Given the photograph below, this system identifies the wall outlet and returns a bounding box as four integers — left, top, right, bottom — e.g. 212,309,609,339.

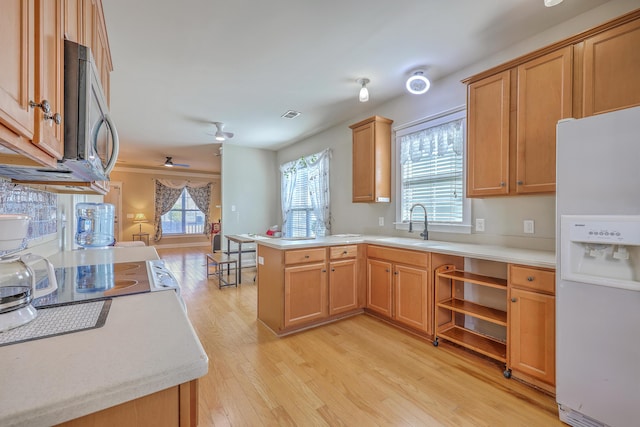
524,219,535,234
378,217,384,226
475,218,485,232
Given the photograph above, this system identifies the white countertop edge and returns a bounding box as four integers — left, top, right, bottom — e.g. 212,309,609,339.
255,235,556,269
13,361,208,427
0,290,209,427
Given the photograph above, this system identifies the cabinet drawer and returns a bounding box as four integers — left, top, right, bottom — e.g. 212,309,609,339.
367,245,429,268
285,247,326,265
330,245,358,259
509,265,555,294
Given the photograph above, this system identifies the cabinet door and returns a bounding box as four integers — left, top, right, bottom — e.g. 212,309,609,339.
509,288,555,386
366,259,393,317
0,0,35,141
516,47,572,194
284,263,327,328
91,0,111,105
394,264,429,332
33,0,64,159
583,18,640,116
329,259,358,315
352,121,375,202
467,70,510,197
64,0,82,43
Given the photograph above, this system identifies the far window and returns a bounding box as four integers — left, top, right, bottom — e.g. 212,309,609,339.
396,108,470,232
280,149,331,238
161,189,205,235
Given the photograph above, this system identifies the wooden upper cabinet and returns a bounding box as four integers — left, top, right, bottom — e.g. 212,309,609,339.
582,18,640,116
466,71,510,197
33,0,64,159
63,0,82,43
0,0,36,142
350,116,393,203
516,47,572,194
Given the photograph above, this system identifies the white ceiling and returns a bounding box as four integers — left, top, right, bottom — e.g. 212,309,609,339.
102,0,610,174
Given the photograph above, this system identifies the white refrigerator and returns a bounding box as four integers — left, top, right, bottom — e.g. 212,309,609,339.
556,106,640,427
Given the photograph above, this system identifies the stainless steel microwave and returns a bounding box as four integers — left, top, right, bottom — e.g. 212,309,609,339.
63,39,119,181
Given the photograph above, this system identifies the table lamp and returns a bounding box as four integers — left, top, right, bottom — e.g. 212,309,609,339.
133,213,148,233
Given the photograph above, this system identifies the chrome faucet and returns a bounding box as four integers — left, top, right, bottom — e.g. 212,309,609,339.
408,203,429,240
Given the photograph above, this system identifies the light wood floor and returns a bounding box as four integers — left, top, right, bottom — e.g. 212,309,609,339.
158,247,563,427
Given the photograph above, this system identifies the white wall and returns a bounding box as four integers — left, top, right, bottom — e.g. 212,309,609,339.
221,144,279,247
276,0,639,251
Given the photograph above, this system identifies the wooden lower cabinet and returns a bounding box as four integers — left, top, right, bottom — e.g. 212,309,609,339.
56,380,198,427
284,262,328,328
508,288,555,388
366,245,431,334
394,264,430,331
329,258,358,315
508,264,556,393
257,244,363,334
366,258,393,317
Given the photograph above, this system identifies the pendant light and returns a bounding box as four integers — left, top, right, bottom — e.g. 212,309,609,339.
357,78,370,102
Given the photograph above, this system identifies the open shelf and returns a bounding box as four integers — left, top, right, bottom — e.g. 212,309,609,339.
437,298,507,326
434,265,508,368
437,270,507,290
437,325,507,362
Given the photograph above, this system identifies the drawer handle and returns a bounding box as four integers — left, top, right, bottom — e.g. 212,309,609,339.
342,250,348,255
304,255,310,258
527,276,534,282
511,297,517,302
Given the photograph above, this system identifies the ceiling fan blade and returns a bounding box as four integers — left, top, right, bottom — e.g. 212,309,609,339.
223,131,234,139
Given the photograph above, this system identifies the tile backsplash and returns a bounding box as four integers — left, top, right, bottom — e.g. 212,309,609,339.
0,180,57,241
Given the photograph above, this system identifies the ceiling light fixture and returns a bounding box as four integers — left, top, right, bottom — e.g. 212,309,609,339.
357,78,370,102
544,0,563,6
406,70,430,95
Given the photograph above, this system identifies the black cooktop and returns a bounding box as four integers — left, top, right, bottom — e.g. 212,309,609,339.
33,262,152,308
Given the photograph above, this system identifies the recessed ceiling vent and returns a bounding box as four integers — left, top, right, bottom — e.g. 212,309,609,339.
281,110,301,119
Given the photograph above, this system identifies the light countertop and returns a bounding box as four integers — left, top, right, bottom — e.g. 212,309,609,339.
254,234,556,269
0,247,208,427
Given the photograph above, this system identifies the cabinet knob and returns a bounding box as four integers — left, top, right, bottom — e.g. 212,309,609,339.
342,251,348,255
511,297,517,302
331,268,335,272
500,182,506,187
385,269,390,273
394,271,398,275
30,99,62,125
517,180,523,185
322,269,327,273
527,276,534,281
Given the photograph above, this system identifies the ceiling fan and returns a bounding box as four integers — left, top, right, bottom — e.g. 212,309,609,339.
164,156,190,168
212,122,234,141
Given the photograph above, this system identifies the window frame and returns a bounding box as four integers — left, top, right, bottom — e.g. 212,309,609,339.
160,188,206,236
394,106,471,234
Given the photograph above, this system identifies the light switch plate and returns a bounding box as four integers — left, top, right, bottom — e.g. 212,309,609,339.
378,217,384,226
475,218,485,232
